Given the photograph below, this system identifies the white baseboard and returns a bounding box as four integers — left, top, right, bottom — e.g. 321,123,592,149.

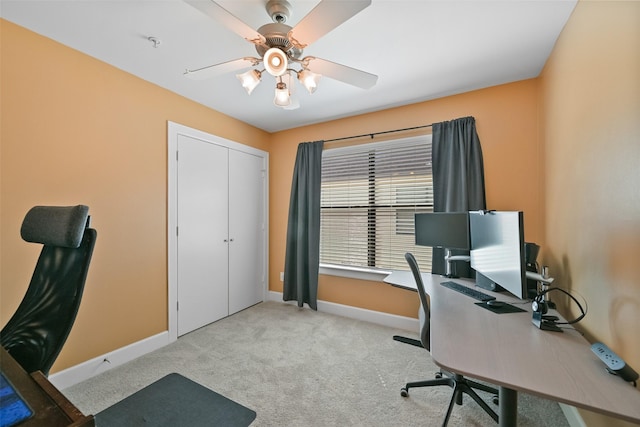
50,331,170,391
268,291,419,333
559,404,587,427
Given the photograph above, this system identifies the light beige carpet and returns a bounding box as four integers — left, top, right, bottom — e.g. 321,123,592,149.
64,301,569,426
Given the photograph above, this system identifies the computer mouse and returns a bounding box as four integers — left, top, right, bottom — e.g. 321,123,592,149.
486,300,505,308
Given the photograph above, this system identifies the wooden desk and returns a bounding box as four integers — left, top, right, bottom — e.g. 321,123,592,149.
384,272,640,426
0,347,94,427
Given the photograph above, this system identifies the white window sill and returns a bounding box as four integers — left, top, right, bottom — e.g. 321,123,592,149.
319,264,394,282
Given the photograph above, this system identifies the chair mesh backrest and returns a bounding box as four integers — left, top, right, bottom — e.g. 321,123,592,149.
405,252,431,351
1,206,96,376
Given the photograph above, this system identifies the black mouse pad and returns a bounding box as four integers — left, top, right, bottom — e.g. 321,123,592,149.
475,302,526,314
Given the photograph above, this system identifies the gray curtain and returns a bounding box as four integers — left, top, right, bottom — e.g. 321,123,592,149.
431,116,486,277
283,140,324,310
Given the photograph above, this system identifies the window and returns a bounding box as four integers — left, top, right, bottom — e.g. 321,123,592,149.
320,135,434,272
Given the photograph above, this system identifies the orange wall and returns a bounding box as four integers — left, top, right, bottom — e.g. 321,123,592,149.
0,19,269,372
539,1,639,425
269,80,542,318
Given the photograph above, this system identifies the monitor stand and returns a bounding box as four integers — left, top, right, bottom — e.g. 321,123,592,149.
444,249,470,278
475,272,504,292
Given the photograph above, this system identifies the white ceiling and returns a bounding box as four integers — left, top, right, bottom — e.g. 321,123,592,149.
1,0,577,133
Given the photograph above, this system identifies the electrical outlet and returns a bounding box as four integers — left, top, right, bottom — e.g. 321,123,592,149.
591,342,639,383
280,272,284,282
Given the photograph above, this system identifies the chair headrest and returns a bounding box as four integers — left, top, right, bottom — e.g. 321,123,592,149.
21,205,89,248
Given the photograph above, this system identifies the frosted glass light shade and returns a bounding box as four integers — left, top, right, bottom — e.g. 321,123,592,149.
274,82,290,107
236,69,261,95
298,69,321,94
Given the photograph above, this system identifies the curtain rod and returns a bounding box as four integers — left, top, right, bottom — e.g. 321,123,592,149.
321,123,433,144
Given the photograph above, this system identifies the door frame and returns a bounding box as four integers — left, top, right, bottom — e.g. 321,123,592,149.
167,121,269,342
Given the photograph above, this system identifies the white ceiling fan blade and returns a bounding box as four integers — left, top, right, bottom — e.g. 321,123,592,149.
184,58,258,80
306,57,377,90
184,0,266,46
288,0,371,48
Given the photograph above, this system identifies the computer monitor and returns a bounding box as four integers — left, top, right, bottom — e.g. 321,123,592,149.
414,212,469,250
415,212,470,277
469,211,527,299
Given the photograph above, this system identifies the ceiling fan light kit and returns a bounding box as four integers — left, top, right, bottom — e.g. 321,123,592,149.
274,80,291,107
184,0,377,109
297,69,321,94
263,47,288,76
236,69,262,95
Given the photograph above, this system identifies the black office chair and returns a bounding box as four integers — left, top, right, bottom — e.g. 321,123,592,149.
1,205,96,376
401,252,499,426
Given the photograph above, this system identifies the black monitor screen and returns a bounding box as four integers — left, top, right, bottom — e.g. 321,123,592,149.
414,212,470,250
469,211,527,299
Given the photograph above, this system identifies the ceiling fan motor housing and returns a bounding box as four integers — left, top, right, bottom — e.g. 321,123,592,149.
255,23,302,60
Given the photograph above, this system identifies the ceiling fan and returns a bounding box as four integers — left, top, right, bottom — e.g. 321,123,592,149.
183,0,378,109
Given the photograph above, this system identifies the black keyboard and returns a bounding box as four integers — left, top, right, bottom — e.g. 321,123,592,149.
440,281,496,302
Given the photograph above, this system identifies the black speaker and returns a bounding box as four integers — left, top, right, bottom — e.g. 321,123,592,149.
525,242,540,264
525,242,540,299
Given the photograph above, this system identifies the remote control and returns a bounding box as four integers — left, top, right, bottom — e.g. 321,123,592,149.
591,342,639,384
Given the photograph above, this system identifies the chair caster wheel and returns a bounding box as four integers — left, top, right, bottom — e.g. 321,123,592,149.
401,388,409,397
492,395,499,405
435,372,443,379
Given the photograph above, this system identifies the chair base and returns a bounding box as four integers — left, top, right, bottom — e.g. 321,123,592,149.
401,371,499,426
393,335,423,348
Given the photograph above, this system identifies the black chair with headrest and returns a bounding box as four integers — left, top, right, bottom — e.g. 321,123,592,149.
401,252,499,426
1,205,96,376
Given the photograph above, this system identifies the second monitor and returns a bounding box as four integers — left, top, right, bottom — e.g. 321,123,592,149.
414,212,470,277
414,212,470,249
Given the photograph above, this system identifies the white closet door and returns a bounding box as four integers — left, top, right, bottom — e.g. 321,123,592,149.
177,135,229,335
228,149,265,314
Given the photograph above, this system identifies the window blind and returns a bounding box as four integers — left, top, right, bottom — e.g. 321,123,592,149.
320,135,434,271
